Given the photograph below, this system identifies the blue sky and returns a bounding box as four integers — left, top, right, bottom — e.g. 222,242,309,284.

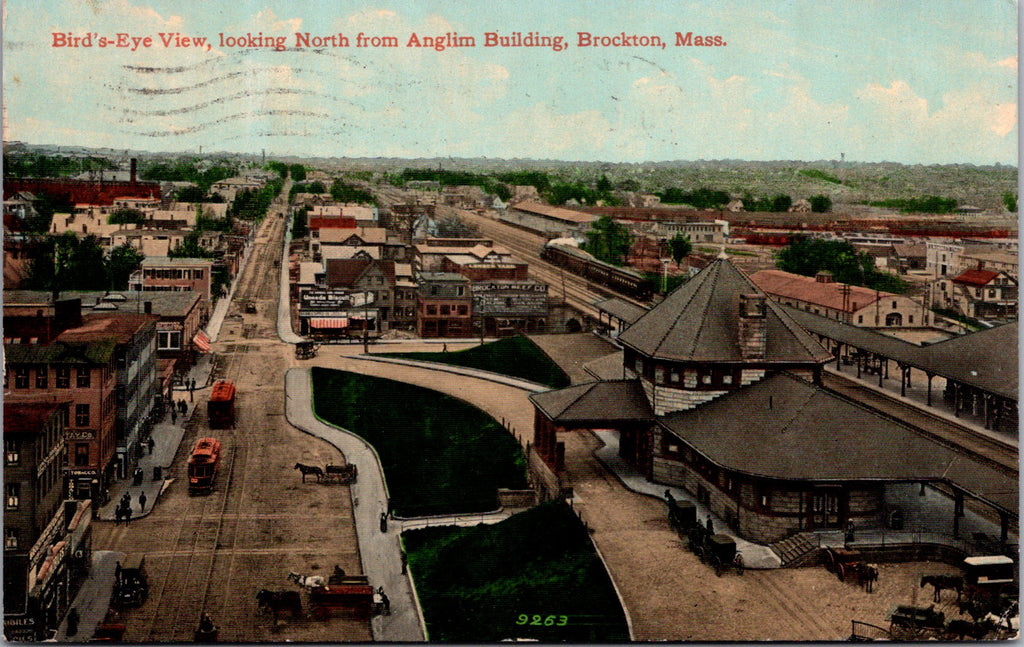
3,0,1018,164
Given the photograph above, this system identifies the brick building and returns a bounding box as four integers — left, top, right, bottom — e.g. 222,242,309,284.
416,272,473,338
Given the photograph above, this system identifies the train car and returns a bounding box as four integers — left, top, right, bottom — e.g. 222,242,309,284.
206,379,236,429
188,437,222,494
541,241,654,301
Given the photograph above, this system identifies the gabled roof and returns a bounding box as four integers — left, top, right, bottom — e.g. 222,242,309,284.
952,269,1001,286
618,258,831,364
749,269,895,312
530,380,653,424
325,258,395,288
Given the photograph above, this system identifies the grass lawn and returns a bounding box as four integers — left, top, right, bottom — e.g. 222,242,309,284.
312,367,527,517
377,335,571,389
403,500,630,642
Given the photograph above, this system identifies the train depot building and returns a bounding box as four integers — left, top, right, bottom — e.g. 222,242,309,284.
529,255,1017,554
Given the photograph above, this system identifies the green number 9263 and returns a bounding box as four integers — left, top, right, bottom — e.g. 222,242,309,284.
516,614,568,626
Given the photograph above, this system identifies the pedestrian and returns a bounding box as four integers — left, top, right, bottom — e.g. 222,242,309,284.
706,515,714,536
178,400,187,415
114,560,122,583
147,437,155,455
190,377,196,392
171,407,177,424
379,511,388,533
138,491,147,513
381,591,391,615
66,607,80,636
442,343,447,352
401,550,408,575
189,378,195,403
125,506,132,525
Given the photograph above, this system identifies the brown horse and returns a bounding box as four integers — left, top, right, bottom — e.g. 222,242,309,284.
921,574,964,602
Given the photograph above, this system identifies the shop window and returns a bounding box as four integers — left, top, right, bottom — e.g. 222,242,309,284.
74,443,90,467
35,367,48,389
14,368,29,389
76,367,91,388
5,483,19,510
4,528,17,550
5,440,20,465
75,404,90,427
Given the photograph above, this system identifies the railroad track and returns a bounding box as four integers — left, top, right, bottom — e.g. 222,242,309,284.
822,371,1017,475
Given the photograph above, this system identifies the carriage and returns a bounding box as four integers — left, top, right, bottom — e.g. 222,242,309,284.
962,555,1017,601
323,463,358,485
824,546,861,581
295,341,318,360
706,534,744,577
667,497,696,533
112,556,148,609
307,576,379,620
888,604,945,641
244,301,257,314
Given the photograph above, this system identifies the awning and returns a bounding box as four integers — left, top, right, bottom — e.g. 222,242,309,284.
310,317,350,329
192,329,211,353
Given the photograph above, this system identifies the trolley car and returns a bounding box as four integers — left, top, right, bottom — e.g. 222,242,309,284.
188,438,222,494
206,380,236,429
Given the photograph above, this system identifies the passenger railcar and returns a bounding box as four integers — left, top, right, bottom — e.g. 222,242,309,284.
206,379,236,429
541,242,654,301
188,437,222,494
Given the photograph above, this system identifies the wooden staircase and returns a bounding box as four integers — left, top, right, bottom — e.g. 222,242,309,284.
770,532,822,567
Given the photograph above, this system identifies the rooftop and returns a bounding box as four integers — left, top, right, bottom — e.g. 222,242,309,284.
750,269,896,312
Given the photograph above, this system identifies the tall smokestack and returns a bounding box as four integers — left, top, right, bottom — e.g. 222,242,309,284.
130,158,137,186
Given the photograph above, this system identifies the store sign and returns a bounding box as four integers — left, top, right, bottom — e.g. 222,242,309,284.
67,470,96,477
156,321,181,331
65,430,95,441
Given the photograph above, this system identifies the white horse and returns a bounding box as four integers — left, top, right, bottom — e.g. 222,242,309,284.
287,571,326,589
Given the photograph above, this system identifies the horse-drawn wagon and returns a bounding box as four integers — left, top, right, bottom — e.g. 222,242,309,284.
295,341,318,360
112,556,148,608
824,546,860,581
706,534,744,577
323,463,357,485
307,575,379,620
888,604,945,640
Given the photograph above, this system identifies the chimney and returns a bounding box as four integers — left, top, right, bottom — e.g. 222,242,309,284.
143,301,152,314
977,260,984,271
130,158,137,186
738,293,767,359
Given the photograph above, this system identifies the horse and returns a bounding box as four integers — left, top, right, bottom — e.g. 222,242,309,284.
293,462,324,483
854,563,879,593
921,574,964,602
946,618,994,640
256,589,302,619
287,571,326,589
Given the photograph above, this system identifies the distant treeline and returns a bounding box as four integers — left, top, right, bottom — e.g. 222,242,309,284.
4,154,118,178
140,159,238,193
869,196,958,214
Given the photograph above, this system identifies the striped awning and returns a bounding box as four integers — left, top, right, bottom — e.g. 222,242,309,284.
310,317,350,329
193,329,211,353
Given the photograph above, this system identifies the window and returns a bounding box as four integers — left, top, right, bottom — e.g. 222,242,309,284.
456,286,465,296
157,331,182,351
426,305,438,316
76,367,91,388
892,300,897,309
722,373,733,385
5,440,20,465
14,368,29,389
75,404,90,427
74,443,90,467
701,373,712,385
654,366,665,383
194,270,203,279
4,528,17,550
457,305,468,316
760,492,770,510
988,289,996,298
908,315,914,324
35,367,48,389
5,483,19,510
440,305,451,315
670,369,680,383
857,315,864,324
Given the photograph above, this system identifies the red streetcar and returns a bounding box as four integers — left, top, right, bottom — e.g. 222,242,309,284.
206,380,236,429
188,438,222,494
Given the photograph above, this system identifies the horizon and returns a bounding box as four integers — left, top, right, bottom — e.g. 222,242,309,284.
4,0,1018,166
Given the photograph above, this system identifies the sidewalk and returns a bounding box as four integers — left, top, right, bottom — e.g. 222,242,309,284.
284,368,426,642
51,550,124,642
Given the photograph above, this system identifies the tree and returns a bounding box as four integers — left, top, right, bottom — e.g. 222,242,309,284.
771,194,793,212
169,231,215,259
668,233,692,265
292,206,309,239
775,237,908,293
266,160,289,179
106,244,145,290
26,233,109,293
175,185,207,202
107,208,146,226
289,164,307,182
584,215,632,265
596,174,613,192
1003,192,1017,213
809,194,832,213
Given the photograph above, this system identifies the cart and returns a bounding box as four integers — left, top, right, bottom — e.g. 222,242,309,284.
824,546,861,582
308,577,378,620
889,604,945,640
323,463,357,485
295,341,318,359
707,534,744,577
